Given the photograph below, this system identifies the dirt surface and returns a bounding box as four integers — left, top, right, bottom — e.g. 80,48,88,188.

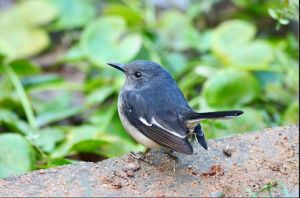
0,125,298,197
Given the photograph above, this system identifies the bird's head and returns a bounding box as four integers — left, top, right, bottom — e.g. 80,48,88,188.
107,60,171,90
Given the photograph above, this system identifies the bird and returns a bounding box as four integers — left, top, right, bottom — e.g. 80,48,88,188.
107,60,243,156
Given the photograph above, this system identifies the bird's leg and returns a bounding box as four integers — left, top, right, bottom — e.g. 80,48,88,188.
141,148,151,159
165,150,178,162
130,148,151,161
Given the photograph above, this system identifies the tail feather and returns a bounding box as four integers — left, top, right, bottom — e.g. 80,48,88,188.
194,124,207,150
186,110,243,128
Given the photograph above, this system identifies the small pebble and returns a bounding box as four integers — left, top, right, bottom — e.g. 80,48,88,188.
188,165,193,169
208,165,224,176
158,194,166,197
127,170,134,177
223,145,232,157
202,171,208,176
123,161,140,172
39,169,45,174
112,182,122,189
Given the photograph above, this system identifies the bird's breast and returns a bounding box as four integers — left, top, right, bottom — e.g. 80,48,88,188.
117,95,162,149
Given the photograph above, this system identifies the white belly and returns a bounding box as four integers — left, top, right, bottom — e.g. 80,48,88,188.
118,97,162,149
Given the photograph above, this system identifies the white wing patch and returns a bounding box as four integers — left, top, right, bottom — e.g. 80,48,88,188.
139,116,186,139
139,117,151,126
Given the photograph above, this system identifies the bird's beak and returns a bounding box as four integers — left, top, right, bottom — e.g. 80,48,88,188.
107,62,126,73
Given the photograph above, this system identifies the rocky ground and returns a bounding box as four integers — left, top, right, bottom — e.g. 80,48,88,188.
0,125,298,197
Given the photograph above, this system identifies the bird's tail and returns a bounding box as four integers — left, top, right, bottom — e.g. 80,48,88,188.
186,110,243,128
194,124,208,150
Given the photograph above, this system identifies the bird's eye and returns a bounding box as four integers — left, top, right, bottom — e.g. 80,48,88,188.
134,72,142,78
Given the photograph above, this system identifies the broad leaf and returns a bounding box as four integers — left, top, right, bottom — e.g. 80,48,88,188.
202,69,260,107
80,17,142,67
0,27,49,59
283,102,299,125
0,133,35,178
0,0,57,27
156,10,201,51
47,0,96,30
104,4,143,27
212,20,274,70
0,59,40,76
50,125,117,159
35,128,65,153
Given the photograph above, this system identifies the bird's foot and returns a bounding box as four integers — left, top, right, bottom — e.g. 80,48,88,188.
165,150,179,162
130,148,151,163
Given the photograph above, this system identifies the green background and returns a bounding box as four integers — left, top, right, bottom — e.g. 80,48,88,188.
0,0,298,178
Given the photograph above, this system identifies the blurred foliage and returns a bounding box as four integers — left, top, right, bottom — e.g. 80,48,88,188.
0,0,298,178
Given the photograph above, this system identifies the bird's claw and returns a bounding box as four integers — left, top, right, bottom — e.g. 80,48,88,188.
130,148,151,163
165,151,179,162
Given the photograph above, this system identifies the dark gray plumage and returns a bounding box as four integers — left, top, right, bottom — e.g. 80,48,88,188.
108,60,243,155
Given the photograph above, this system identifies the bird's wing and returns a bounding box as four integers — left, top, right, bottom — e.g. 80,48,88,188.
120,91,193,155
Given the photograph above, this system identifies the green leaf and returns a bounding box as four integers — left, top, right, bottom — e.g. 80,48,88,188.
36,106,84,127
0,0,57,27
228,40,273,70
224,108,267,133
80,16,142,67
0,59,40,76
21,74,63,88
202,108,267,139
0,108,18,123
212,20,274,70
0,27,50,59
163,52,187,76
104,4,143,27
35,92,85,127
35,128,65,153
283,102,299,125
156,10,201,51
279,18,290,25
60,44,86,63
274,180,290,197
86,86,115,106
99,139,145,158
268,8,279,19
264,84,294,105
50,158,73,166
194,65,219,79
0,0,55,59
47,0,96,30
0,133,35,178
50,125,117,159
253,71,283,87
212,20,256,51
202,69,260,107
0,39,14,58
3,119,34,137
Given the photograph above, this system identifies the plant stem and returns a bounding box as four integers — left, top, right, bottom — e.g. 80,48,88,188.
3,60,38,131
3,60,49,164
